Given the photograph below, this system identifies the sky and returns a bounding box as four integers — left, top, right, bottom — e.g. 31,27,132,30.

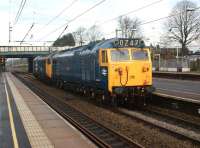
0,0,200,47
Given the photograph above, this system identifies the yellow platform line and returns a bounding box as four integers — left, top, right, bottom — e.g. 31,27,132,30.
4,77,19,148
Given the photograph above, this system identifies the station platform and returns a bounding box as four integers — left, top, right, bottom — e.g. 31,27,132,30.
153,71,200,75
153,71,200,81
0,72,96,148
153,78,200,103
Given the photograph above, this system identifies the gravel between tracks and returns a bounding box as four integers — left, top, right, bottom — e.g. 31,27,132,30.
21,74,200,148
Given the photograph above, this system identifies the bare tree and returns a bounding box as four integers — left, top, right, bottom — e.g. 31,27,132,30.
86,25,103,42
118,16,141,38
73,27,87,46
165,0,200,55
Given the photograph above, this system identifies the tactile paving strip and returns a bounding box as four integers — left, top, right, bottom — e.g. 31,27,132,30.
6,75,54,148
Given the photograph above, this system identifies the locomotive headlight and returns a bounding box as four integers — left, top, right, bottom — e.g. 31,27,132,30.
101,68,107,76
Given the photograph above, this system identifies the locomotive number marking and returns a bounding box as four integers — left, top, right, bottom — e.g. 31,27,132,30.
116,39,140,47
129,40,134,46
124,40,129,47
119,40,124,46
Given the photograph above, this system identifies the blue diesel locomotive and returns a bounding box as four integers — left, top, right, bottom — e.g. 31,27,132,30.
33,38,152,106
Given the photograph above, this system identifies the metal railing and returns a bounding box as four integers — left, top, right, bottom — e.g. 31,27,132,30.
0,46,67,56
153,58,190,72
0,46,50,52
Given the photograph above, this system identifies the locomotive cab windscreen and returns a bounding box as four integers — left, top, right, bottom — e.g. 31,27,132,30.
99,39,152,93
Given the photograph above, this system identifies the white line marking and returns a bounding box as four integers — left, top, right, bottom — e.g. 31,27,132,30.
4,75,19,148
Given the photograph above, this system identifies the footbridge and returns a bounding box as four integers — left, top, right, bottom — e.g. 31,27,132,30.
0,46,66,72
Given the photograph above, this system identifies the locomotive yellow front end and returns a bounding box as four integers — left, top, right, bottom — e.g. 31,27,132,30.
99,39,152,106
108,47,152,93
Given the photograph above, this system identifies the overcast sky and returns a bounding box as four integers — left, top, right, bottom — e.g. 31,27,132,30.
0,0,200,46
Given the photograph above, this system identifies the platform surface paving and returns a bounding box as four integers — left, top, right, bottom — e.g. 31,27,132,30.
5,72,96,148
153,78,200,102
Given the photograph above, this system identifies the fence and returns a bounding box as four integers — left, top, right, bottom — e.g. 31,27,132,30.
153,58,190,72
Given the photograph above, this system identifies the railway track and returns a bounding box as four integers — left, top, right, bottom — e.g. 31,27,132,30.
14,73,143,148
150,93,200,116
118,107,200,143
144,105,200,128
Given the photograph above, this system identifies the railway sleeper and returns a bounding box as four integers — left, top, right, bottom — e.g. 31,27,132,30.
88,126,101,131
105,137,122,144
93,130,107,135
110,141,128,148
99,133,111,139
